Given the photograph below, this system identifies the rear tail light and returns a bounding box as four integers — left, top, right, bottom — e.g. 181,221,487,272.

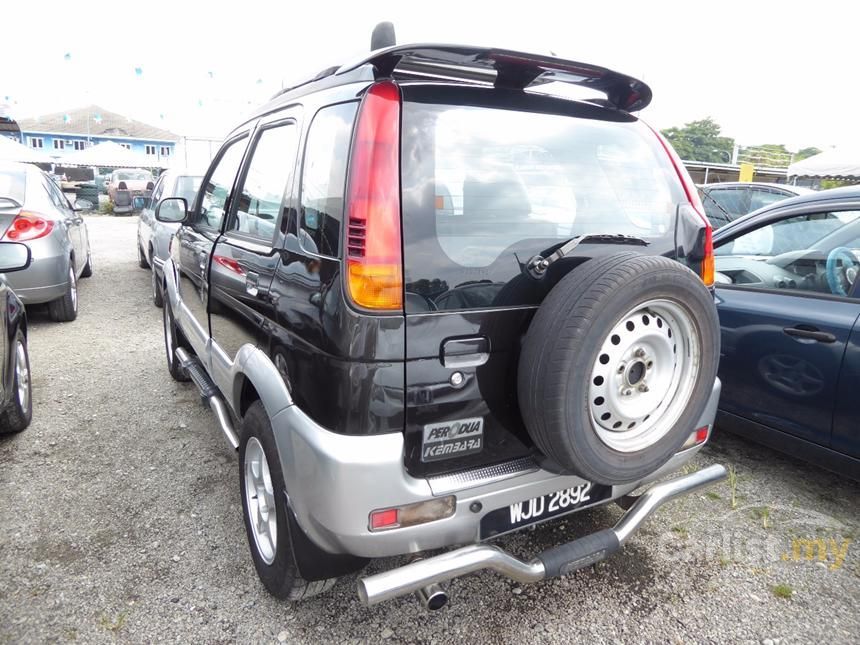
369,496,456,531
345,81,403,311
648,125,714,286
701,225,715,287
3,212,54,242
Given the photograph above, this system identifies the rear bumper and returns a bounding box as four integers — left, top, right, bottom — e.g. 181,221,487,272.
2,241,70,304
273,378,722,559
359,463,727,606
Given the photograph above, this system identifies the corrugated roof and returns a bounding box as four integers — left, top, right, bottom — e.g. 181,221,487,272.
17,105,178,142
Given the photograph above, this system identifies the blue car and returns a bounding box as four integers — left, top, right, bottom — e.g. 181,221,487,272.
713,186,860,479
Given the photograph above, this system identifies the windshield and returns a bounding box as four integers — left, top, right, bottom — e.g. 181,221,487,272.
175,175,203,203
401,101,684,312
116,170,151,181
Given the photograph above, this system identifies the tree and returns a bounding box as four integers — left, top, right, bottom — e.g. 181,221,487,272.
794,147,822,162
738,143,792,168
660,118,734,163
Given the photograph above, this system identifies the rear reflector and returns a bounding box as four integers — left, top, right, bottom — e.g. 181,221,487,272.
682,426,710,450
370,508,399,530
345,81,403,311
3,212,54,242
369,496,456,532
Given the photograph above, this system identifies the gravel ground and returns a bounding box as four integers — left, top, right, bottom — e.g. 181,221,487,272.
1,215,858,644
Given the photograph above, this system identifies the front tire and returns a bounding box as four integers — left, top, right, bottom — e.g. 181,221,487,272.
81,246,93,278
0,330,32,434
151,266,164,308
137,240,149,269
162,299,189,382
48,264,78,322
240,401,337,600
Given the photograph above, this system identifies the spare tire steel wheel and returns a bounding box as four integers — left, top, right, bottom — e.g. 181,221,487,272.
518,252,719,485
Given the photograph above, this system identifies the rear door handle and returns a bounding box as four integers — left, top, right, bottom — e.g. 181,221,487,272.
783,326,836,343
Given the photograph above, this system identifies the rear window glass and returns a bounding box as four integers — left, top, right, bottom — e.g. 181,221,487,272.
0,170,26,206
299,102,358,258
401,102,683,312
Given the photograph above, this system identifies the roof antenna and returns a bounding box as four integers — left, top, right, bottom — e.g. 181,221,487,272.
371,22,396,50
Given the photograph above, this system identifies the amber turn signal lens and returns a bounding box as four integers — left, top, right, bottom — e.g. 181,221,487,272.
701,226,715,287
347,261,402,310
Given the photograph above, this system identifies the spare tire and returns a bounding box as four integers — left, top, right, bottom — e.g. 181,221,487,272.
518,252,719,485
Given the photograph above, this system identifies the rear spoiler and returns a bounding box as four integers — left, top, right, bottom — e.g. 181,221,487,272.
336,44,652,112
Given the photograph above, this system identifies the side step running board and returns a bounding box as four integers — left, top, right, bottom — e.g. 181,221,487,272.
358,464,727,606
175,347,239,450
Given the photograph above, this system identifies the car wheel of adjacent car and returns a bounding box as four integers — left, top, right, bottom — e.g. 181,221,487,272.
518,252,720,485
0,331,33,434
137,240,149,269
240,401,338,601
151,267,164,308
48,264,78,323
163,299,190,382
81,246,93,278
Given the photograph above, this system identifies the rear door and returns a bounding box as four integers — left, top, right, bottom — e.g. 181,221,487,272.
44,176,83,260
174,134,249,355
399,88,690,477
209,115,300,392
714,207,860,445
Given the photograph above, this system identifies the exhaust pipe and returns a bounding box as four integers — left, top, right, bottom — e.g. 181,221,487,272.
415,583,448,611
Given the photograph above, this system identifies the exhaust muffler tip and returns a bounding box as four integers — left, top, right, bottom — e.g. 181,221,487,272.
415,583,448,611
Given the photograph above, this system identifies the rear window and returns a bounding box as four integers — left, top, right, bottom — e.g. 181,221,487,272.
401,101,684,312
0,170,26,206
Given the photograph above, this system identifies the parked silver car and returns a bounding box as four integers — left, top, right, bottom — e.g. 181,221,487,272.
0,161,92,322
136,169,202,307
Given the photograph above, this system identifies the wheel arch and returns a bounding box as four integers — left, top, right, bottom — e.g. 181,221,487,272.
231,345,293,422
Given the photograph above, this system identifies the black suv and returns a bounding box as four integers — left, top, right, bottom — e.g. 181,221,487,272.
156,29,726,608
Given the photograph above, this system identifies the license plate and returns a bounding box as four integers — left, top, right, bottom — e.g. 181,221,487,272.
480,482,611,539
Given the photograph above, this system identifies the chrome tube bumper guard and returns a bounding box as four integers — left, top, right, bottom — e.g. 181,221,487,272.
358,464,727,606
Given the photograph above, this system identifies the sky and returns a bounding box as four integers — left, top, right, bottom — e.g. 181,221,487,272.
2,0,857,151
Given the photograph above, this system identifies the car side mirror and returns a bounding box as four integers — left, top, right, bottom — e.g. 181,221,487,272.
132,196,148,210
155,197,188,224
0,242,32,273
74,199,94,212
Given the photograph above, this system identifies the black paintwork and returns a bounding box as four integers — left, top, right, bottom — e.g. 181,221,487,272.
713,187,860,478
170,69,708,481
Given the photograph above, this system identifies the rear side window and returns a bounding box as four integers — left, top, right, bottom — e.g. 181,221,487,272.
228,122,298,243
0,170,26,206
400,101,684,312
299,102,358,257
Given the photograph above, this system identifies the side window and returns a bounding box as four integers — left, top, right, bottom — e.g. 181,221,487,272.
44,178,69,210
708,188,750,218
196,137,248,232
749,188,789,212
227,122,298,243
149,176,166,206
299,102,358,257
715,211,860,296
